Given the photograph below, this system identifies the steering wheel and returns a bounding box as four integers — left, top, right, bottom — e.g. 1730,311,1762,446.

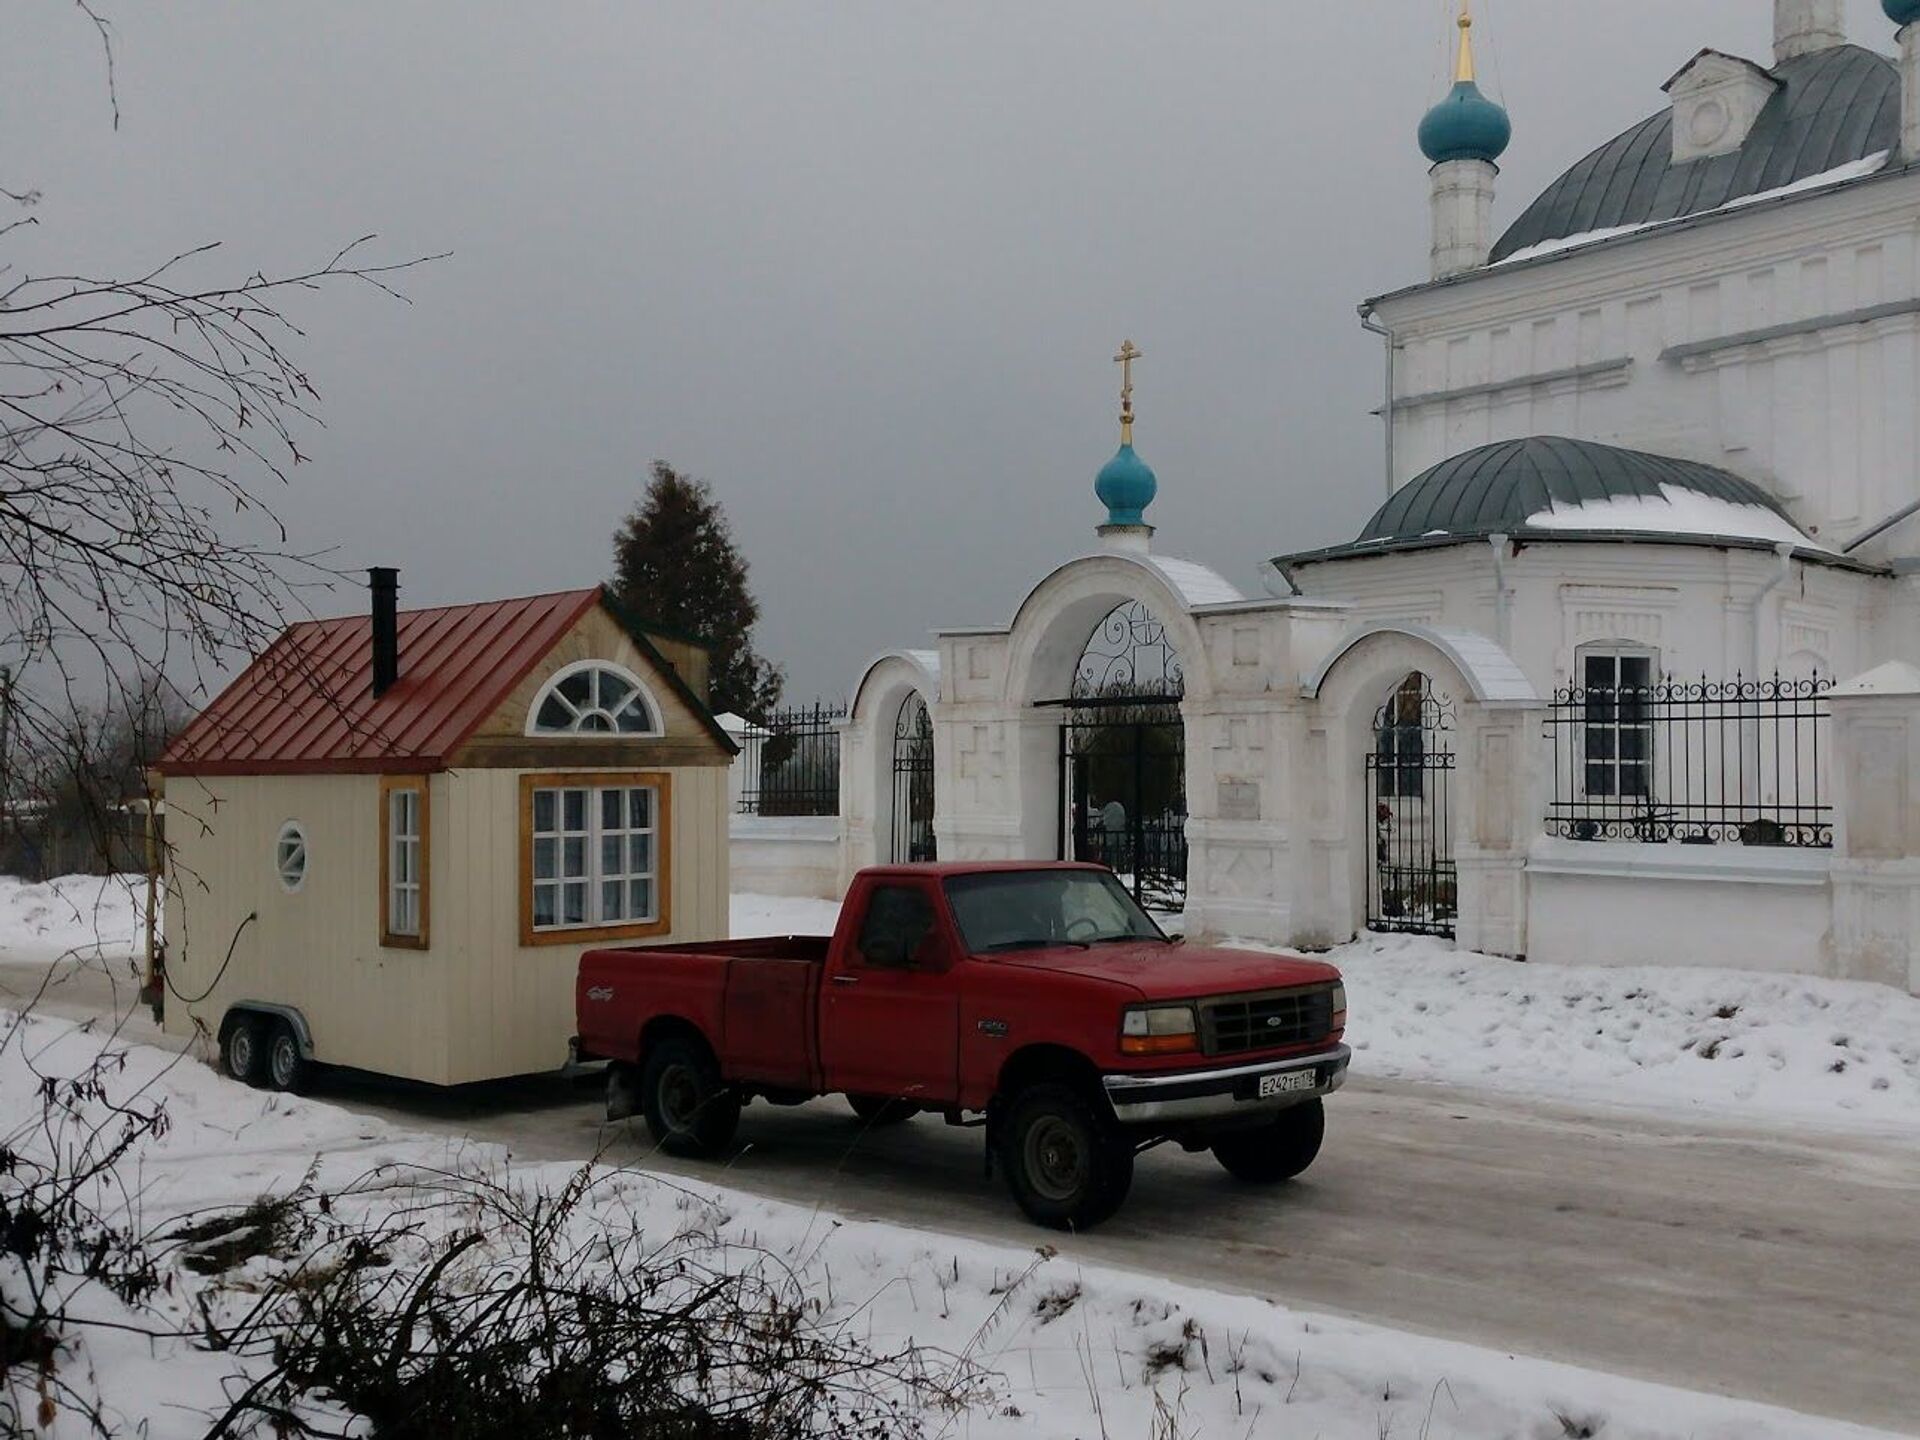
1065,916,1101,942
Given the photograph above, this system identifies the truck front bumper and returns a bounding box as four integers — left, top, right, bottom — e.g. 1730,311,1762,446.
1102,1044,1350,1127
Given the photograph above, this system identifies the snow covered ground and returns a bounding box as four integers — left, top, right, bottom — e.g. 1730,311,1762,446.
2,1003,1905,1440
736,892,1920,1138
0,872,146,968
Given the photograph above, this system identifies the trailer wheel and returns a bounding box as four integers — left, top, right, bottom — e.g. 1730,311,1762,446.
1211,1099,1325,1183
220,1014,266,1087
640,1036,740,1157
264,1020,310,1095
847,1094,916,1127
998,1083,1134,1232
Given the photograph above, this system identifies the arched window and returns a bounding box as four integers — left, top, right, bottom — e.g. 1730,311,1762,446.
526,662,663,737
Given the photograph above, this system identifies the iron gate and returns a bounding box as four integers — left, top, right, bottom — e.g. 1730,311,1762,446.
1364,672,1456,937
1049,599,1186,912
890,692,937,863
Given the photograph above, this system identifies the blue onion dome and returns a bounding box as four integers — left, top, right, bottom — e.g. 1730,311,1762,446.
1095,443,1158,527
1419,79,1512,165
1887,0,1920,26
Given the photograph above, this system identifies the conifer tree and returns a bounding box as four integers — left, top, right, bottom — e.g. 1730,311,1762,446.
609,462,783,719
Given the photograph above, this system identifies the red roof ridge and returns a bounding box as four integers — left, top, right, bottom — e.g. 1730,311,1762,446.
286,584,604,630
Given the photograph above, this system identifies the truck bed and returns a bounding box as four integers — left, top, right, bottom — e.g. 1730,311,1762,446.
577,936,830,1090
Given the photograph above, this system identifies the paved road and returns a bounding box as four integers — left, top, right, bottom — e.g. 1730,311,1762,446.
8,954,1918,1433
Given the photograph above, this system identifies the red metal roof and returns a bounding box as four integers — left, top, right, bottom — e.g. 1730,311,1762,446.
158,588,604,775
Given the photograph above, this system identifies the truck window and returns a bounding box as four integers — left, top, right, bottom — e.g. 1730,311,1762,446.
945,869,1167,953
856,885,937,969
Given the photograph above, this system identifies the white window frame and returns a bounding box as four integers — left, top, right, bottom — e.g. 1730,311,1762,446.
524,660,664,738
525,776,663,939
383,781,426,945
1578,645,1659,801
274,820,308,893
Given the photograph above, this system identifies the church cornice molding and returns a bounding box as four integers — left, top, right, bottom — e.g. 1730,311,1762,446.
1367,165,1920,335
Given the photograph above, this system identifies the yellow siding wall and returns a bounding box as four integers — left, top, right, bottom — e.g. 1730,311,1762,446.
439,763,729,1084
161,772,454,1083
161,764,730,1086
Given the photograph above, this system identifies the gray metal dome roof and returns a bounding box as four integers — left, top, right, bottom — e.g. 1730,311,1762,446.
1491,45,1900,263
1356,436,1795,544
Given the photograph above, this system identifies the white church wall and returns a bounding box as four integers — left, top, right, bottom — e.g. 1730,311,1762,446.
1525,838,1834,972
1371,170,1920,555
728,815,844,902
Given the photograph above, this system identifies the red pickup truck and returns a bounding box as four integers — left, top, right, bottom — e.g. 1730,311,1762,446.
576,862,1348,1230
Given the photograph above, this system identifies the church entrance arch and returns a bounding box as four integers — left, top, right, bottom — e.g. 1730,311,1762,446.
890,692,937,862
1047,599,1187,911
1363,672,1457,937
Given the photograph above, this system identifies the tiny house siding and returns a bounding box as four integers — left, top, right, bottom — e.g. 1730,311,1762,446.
161,773,453,1083
439,763,729,1085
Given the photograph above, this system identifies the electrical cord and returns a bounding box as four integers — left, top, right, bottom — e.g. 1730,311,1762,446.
163,910,257,1006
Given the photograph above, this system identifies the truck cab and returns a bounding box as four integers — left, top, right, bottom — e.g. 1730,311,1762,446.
578,862,1348,1230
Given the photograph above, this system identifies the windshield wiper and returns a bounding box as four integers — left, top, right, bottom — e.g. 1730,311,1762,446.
982,937,1088,952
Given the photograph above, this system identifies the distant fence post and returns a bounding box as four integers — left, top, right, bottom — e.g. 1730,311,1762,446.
1828,663,1920,995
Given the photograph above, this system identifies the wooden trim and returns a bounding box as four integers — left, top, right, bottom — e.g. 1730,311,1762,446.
451,736,730,771
517,770,673,948
379,775,431,950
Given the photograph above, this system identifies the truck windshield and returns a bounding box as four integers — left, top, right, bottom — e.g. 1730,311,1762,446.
944,870,1168,954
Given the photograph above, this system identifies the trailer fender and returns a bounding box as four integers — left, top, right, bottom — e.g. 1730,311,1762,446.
222,1001,316,1060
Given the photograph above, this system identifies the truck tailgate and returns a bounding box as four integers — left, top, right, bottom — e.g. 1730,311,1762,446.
721,956,820,1090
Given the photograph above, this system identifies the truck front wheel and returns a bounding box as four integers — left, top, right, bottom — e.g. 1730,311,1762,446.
999,1084,1134,1231
640,1037,741,1157
1211,1098,1325,1183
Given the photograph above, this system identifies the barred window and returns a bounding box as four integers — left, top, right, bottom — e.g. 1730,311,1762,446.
1582,651,1655,799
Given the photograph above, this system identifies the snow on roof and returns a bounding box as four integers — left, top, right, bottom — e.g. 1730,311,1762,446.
1522,483,1821,549
1492,151,1892,268
1145,556,1244,607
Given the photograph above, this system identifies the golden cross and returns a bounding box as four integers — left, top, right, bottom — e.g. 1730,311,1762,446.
1113,339,1142,428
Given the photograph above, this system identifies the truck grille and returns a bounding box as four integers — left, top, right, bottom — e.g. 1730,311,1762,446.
1201,988,1334,1056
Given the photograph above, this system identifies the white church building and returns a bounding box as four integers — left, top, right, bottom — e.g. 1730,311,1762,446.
740,0,1920,998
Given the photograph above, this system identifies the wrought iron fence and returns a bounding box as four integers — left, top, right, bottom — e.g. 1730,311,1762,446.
736,702,847,817
1544,672,1832,847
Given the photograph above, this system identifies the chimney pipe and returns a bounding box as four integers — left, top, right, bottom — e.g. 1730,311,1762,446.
1774,0,1846,63
369,567,399,698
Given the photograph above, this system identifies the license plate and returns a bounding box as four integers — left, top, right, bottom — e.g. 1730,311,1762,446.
1258,1070,1317,1099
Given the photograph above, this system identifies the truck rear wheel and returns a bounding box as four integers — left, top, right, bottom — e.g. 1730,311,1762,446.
640,1036,740,1157
847,1094,916,1127
1211,1098,1325,1183
999,1084,1134,1231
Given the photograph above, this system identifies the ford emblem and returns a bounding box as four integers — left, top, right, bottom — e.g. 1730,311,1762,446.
1265,1015,1282,1028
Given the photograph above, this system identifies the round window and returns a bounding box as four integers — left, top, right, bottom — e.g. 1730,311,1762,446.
275,821,308,892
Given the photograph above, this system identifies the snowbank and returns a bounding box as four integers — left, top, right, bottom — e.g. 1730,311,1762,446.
1,1006,1901,1440
0,873,147,968
1286,932,1920,1136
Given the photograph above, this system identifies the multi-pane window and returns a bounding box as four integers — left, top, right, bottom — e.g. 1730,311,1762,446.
529,664,659,735
274,821,308,892
1583,651,1655,798
387,787,423,938
530,783,657,931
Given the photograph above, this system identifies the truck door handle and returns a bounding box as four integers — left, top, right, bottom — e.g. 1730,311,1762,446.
830,974,860,987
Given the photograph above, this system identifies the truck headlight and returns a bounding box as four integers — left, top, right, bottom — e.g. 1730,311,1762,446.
1330,981,1347,1033
1120,1004,1197,1056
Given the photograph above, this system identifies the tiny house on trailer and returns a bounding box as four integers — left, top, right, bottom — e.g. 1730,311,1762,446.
153,573,735,1089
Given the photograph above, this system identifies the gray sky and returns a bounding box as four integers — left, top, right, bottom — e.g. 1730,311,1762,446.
7,1,1843,700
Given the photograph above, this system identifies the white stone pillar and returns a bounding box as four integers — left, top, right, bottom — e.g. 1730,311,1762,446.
1901,23,1920,165
1774,0,1846,63
1430,159,1498,281
1828,662,1920,995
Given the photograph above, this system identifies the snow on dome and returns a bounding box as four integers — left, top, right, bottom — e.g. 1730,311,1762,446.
1522,483,1822,549
1146,556,1245,607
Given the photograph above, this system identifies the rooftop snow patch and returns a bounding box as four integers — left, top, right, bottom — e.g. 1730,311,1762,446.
1523,483,1821,548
